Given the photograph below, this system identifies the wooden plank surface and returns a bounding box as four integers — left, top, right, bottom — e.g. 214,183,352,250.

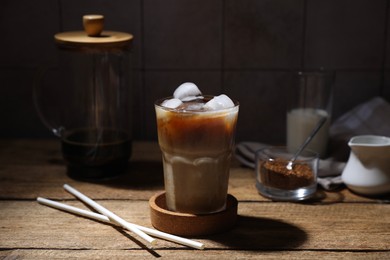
1,139,390,259
1,250,389,260
1,139,387,203
1,200,389,251
2,163,387,203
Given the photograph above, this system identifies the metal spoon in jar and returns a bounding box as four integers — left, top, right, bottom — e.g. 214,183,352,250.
286,116,327,170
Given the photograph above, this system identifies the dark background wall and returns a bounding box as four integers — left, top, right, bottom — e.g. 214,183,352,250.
1,0,389,145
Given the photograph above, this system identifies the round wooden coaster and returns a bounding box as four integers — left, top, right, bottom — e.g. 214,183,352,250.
149,192,238,237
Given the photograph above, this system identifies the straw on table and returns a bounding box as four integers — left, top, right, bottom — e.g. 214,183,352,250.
63,184,156,247
37,197,204,250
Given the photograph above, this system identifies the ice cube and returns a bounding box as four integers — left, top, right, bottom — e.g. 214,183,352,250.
181,95,203,102
204,94,235,110
184,103,204,111
173,82,202,101
161,98,183,109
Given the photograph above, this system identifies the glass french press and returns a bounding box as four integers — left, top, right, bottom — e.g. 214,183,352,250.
34,15,134,180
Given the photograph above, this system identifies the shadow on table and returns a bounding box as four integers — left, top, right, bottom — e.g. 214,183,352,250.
305,188,390,204
208,215,307,249
74,161,165,190
301,189,346,204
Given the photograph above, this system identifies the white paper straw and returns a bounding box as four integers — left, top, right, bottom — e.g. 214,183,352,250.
37,197,109,221
63,184,156,247
37,197,205,250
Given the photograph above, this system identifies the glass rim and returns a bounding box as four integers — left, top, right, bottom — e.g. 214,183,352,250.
255,146,319,163
154,95,239,114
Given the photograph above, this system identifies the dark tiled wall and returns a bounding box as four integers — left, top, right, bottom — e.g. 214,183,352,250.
1,0,389,145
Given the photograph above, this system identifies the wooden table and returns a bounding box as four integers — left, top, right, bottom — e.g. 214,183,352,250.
1,139,389,259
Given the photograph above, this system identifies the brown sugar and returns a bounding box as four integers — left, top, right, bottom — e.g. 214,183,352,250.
260,159,315,190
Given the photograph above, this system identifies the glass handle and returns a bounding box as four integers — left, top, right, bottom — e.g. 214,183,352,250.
33,63,64,138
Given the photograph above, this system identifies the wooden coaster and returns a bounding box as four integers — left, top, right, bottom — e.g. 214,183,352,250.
149,192,238,237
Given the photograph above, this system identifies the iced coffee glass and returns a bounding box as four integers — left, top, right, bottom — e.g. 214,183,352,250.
155,96,239,214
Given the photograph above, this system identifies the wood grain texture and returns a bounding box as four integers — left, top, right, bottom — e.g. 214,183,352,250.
1,249,389,260
1,201,389,250
0,140,389,259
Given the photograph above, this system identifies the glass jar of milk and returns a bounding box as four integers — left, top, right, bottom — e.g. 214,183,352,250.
287,70,334,158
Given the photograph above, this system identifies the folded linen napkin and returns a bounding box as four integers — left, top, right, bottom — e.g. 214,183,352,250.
235,142,345,190
235,96,390,191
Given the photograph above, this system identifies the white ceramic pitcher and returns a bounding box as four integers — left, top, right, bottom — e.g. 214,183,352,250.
341,135,390,195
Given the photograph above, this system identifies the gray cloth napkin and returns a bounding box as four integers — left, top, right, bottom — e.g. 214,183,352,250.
235,142,345,190
235,96,390,191
329,97,390,161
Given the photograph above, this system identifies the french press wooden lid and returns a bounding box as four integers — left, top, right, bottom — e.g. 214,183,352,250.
54,15,133,51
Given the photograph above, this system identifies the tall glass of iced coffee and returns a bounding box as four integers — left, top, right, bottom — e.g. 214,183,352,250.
155,83,239,214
